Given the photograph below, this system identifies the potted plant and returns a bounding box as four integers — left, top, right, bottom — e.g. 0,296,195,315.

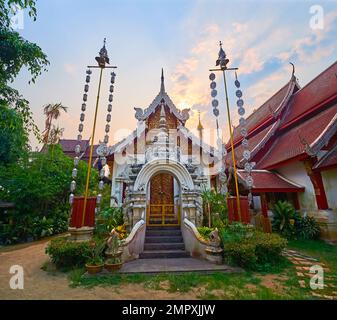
104,229,123,272
85,241,105,274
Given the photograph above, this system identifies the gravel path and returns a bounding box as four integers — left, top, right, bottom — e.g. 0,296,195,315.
0,241,199,300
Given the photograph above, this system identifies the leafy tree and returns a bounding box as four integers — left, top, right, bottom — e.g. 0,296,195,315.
201,188,227,228
0,1,38,28
0,101,28,164
0,145,99,244
0,0,49,139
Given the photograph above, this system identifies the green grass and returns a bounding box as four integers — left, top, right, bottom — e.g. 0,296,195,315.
288,239,337,292
67,268,313,299
59,239,337,299
288,239,337,265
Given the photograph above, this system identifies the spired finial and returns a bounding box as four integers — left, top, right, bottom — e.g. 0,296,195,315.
197,111,204,130
216,41,229,69
160,68,165,93
95,38,110,67
290,62,296,77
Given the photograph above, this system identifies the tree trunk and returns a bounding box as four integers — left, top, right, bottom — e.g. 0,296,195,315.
208,203,211,228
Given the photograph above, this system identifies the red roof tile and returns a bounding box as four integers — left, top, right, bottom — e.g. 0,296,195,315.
227,122,276,166
82,144,99,159
283,61,337,125
58,139,99,161
238,170,304,192
257,104,337,169
59,139,89,153
232,79,294,142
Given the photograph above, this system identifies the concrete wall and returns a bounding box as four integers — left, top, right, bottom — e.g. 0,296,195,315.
276,162,317,212
321,168,337,210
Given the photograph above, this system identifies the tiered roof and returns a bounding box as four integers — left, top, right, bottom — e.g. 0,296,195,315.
107,70,214,157
237,170,305,193
258,105,337,169
134,69,190,124
227,61,337,170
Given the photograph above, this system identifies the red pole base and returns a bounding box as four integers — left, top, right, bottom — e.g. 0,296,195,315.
69,196,97,228
227,196,250,224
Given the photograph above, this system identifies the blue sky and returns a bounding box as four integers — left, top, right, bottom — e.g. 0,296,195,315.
12,0,337,149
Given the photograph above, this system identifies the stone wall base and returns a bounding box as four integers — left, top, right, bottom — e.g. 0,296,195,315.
68,227,94,242
310,210,337,241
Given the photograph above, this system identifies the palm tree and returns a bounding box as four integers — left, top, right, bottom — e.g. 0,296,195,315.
49,125,64,145
49,125,64,159
42,103,68,144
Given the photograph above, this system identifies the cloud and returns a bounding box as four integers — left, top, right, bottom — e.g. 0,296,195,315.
64,63,77,76
170,4,337,143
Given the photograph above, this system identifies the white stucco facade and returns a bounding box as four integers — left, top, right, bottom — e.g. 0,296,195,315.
321,168,337,210
277,162,317,213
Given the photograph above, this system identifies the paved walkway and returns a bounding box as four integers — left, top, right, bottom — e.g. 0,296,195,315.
119,258,240,274
283,249,337,300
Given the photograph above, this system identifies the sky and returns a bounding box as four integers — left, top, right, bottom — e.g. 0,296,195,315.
12,0,337,150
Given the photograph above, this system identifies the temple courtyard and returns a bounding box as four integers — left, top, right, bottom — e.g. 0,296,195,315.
1,236,337,300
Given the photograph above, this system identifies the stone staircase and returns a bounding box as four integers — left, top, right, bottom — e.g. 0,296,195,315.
139,226,189,259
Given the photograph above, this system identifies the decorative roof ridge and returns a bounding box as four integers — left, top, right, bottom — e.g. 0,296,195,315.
291,60,337,97
236,170,252,188
274,73,299,115
273,171,305,189
313,142,337,170
134,71,190,123
237,169,305,189
310,111,337,154
232,72,296,146
255,133,280,169
108,124,146,155
177,124,215,155
134,91,190,123
246,120,279,161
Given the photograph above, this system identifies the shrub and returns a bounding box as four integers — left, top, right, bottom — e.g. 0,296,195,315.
95,206,124,237
85,241,106,266
223,241,257,269
45,237,95,270
272,200,321,240
272,200,298,239
222,222,254,243
296,216,320,240
222,223,287,270
197,226,214,240
253,232,287,265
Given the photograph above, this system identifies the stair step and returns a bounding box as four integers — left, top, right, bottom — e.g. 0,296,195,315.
145,236,183,243
144,242,185,251
139,250,190,259
146,226,181,231
146,229,181,236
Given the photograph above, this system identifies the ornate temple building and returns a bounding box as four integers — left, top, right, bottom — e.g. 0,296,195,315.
100,70,218,259
226,61,337,240
59,61,337,254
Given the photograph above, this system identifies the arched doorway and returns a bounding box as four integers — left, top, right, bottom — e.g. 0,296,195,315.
147,172,181,226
